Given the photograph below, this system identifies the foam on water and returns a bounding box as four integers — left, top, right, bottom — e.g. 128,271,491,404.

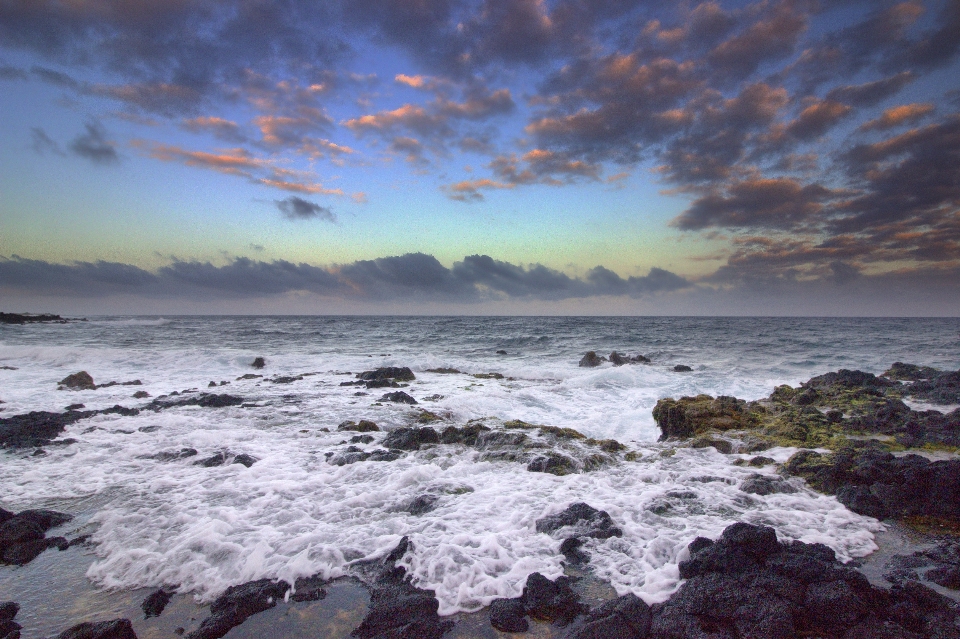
1,316,958,613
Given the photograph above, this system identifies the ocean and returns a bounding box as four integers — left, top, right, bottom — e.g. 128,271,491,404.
1,316,959,632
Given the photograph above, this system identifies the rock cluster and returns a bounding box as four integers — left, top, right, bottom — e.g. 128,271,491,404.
0,508,72,565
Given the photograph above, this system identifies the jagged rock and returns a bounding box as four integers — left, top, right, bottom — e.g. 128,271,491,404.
568,594,651,639
536,503,623,540
290,575,327,602
251,357,265,369
382,427,439,450
338,420,380,432
14,509,72,531
56,619,137,639
357,367,415,382
521,572,587,625
149,394,243,410
673,365,693,372
560,537,589,564
740,474,798,496
328,448,400,466
187,579,288,639
141,590,171,618
379,391,418,405
579,351,606,367
232,454,258,467
785,445,960,520
908,371,960,404
351,537,454,639
653,395,758,440
0,601,20,639
883,362,942,381
527,452,577,475
652,522,960,639
58,371,96,391
489,598,527,632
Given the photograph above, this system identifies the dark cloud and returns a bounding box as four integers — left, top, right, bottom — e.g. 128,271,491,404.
69,121,119,164
824,72,916,107
0,64,27,80
0,253,690,302
706,3,807,82
30,127,64,156
275,196,337,222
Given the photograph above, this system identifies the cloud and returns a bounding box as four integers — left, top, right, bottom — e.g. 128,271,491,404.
70,121,119,164
276,196,336,222
858,103,935,131
182,117,247,143
30,127,64,155
0,253,690,302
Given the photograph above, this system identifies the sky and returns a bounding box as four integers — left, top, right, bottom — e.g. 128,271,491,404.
1,0,958,315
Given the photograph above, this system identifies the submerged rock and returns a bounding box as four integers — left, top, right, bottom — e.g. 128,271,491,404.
578,351,606,367
382,427,438,450
58,371,96,391
536,502,623,540
527,452,577,475
149,394,243,410
740,474,798,496
231,454,258,468
56,619,137,639
672,364,693,372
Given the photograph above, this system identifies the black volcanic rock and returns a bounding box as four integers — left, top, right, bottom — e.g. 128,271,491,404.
382,427,439,450
251,357,265,369
672,364,693,372
351,537,454,639
56,619,137,639
379,391,418,405
357,367,415,382
908,370,960,404
579,351,606,367
0,601,21,639
187,579,288,639
141,589,171,618
150,394,243,410
536,503,622,540
569,593,651,639
489,598,527,632
0,312,67,325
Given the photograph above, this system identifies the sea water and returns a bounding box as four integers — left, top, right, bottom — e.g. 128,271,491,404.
1,316,958,617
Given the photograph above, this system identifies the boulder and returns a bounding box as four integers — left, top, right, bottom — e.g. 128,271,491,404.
58,372,96,391
536,502,623,540
357,367,415,382
527,452,577,475
338,420,380,432
382,427,439,451
740,474,798,496
231,454,258,468
379,391,418,405
653,395,759,440
579,351,606,367
149,394,243,410
251,357,265,369
672,365,693,372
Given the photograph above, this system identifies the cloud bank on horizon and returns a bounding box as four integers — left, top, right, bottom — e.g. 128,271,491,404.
0,0,958,314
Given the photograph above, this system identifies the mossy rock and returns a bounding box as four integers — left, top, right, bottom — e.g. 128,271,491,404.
653,395,760,439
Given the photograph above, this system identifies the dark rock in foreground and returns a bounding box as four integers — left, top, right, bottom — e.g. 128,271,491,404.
650,522,960,639
579,351,606,367
784,445,960,521
56,619,137,639
568,593,652,639
489,572,588,632
0,508,73,566
141,590,171,618
187,579,288,639
352,537,453,639
1,601,21,639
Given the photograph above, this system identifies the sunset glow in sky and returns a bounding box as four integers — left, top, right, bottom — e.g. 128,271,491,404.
1,0,959,314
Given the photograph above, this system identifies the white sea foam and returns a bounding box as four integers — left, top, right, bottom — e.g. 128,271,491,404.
0,316,956,614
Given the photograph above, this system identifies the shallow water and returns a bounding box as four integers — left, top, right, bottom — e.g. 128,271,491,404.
1,316,958,631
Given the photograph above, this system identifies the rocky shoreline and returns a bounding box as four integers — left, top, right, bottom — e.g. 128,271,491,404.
2,361,960,638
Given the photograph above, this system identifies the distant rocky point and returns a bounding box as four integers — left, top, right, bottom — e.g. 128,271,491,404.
0,313,83,325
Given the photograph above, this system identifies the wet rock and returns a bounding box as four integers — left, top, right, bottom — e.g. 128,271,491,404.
652,522,960,639
579,351,606,367
439,424,490,445
610,351,650,366
784,446,960,520
364,379,399,389
352,537,454,639
472,372,504,380
521,572,587,625
350,435,374,444
489,598,527,632
740,474,798,496
187,579,288,639
406,495,439,515
194,452,228,467
569,593,651,639
251,357,265,369
232,454,258,467
290,575,327,602
476,430,527,448
560,537,589,564
382,427,439,450
536,503,623,540
690,436,733,454
883,362,942,381
132,391,150,399
338,420,380,432
56,619,137,639
0,601,20,639
65,403,85,411
236,374,262,380
270,376,302,384
15,509,72,531
3,539,52,565
805,368,897,392
149,394,243,410
0,517,45,546
147,448,197,461
58,371,96,390
379,391,418,405
426,368,461,374
673,364,693,372
357,367,415,382
908,370,960,404
527,452,577,475
496,350,508,355
141,589,171,618
653,395,758,440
